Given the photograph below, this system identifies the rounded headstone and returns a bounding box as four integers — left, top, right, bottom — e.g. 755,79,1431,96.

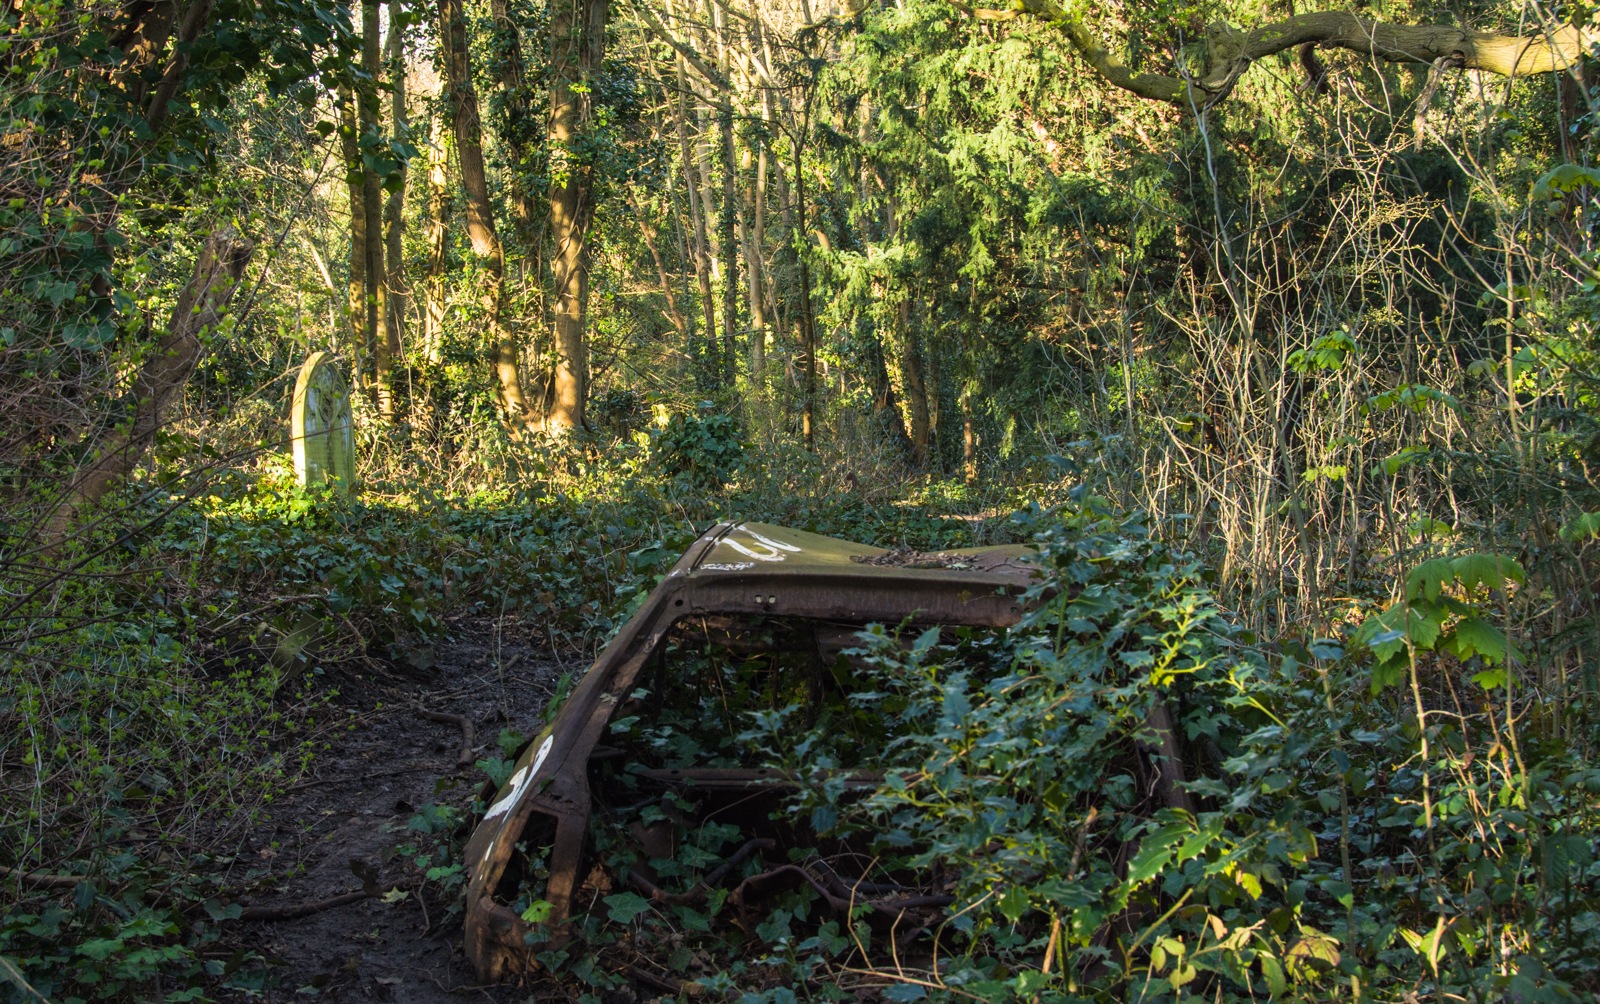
290,351,354,494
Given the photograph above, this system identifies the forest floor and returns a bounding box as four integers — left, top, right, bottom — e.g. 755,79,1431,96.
215,624,585,1004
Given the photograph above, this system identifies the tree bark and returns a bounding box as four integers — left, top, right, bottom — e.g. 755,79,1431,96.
630,189,689,338
792,129,816,449
142,0,214,130
112,0,179,111
339,87,369,396
384,6,407,365
719,105,739,381
441,0,533,423
677,56,717,383
866,325,910,457
43,230,253,542
547,0,609,429
490,0,541,238
362,0,393,420
898,299,929,467
423,102,450,366
745,135,768,376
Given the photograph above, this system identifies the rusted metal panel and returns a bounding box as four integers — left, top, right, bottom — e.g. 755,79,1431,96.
461,521,1042,981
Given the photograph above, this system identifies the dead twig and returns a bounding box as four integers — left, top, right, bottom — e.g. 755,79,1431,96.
237,890,371,922
1,866,84,889
283,766,436,792
416,709,476,769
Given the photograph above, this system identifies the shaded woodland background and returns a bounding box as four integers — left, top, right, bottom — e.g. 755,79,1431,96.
5,0,1600,1000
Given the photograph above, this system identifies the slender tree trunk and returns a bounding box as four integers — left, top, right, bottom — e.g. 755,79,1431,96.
442,0,532,423
547,0,608,429
899,299,929,466
926,324,942,469
746,135,768,375
792,129,816,448
867,323,910,456
631,190,689,337
339,86,369,397
43,230,253,543
718,103,739,378
362,0,393,420
384,7,408,364
677,56,716,384
962,393,977,481
490,0,541,237
423,104,449,366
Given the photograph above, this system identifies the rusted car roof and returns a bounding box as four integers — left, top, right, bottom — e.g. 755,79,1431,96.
461,521,1042,982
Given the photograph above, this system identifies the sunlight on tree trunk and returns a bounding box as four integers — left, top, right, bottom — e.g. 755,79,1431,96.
441,0,532,426
339,86,368,398
384,5,407,366
362,0,393,421
547,0,609,430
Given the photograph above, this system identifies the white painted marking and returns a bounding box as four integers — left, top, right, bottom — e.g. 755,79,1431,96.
483,735,555,820
724,531,802,562
747,532,803,553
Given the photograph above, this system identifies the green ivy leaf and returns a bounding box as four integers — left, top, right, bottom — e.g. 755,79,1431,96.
997,885,1029,922
603,891,652,925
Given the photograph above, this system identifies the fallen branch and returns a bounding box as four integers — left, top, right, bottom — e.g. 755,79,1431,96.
1,866,85,889
237,890,371,922
283,766,435,793
416,709,476,769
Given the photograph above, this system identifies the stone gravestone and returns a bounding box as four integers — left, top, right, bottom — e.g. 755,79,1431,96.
290,350,354,495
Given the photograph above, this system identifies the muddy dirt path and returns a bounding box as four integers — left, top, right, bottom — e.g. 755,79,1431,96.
221,628,589,1003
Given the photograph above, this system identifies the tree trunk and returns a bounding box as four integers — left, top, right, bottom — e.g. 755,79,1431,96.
792,129,816,449
43,230,253,543
899,300,929,466
490,0,541,238
962,393,977,481
677,56,716,385
746,136,768,376
719,104,739,380
339,86,369,397
423,103,449,366
866,325,911,456
362,0,393,420
384,6,408,365
631,190,689,338
547,0,609,429
441,0,532,423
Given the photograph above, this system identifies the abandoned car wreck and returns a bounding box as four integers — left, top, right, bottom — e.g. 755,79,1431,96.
460,521,1049,981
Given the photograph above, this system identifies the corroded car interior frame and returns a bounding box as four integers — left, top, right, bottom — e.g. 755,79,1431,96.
461,521,1043,982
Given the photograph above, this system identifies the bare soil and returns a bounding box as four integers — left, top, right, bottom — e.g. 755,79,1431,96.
219,626,583,1003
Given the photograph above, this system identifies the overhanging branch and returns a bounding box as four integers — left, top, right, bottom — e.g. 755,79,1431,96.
963,1,1590,107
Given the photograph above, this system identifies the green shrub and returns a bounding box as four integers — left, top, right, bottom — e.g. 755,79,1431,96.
650,407,745,488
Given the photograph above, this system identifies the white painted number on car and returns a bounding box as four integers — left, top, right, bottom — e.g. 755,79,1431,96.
724,531,803,562
483,734,555,821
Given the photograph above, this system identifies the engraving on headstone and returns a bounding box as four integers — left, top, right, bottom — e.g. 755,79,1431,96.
290,351,354,494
